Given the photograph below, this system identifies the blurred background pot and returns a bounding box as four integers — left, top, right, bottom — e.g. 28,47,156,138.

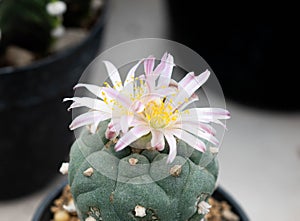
168,1,298,111
0,1,107,200
32,180,249,221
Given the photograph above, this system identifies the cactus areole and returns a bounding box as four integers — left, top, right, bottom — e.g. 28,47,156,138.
64,53,230,221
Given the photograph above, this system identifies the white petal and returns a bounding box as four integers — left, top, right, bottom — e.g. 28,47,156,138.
163,131,177,163
173,70,210,108
89,120,101,134
179,70,210,92
155,87,176,97
120,115,129,133
157,53,175,88
144,56,155,76
171,129,206,152
181,108,230,128
115,126,150,151
101,87,131,108
63,97,111,113
150,130,165,151
187,108,231,119
176,120,216,135
70,111,110,131
103,61,123,91
131,101,145,113
179,124,219,145
105,121,121,139
177,94,199,111
124,59,144,87
74,83,104,99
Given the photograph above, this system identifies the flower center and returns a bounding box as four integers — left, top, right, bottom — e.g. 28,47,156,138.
144,98,178,129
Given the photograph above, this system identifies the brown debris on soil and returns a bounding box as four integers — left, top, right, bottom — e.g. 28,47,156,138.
51,186,240,221
51,185,79,221
206,197,240,221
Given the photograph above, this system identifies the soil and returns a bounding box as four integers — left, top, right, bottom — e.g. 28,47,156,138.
50,185,240,221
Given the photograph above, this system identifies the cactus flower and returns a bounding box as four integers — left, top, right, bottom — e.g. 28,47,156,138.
65,53,230,163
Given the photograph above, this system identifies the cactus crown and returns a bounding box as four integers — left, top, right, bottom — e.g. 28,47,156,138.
64,53,230,221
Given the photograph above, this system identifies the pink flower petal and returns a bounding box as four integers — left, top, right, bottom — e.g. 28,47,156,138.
163,131,177,163
124,59,144,87
131,100,145,113
120,115,129,133
171,129,206,153
115,126,150,151
152,52,167,77
151,130,165,151
63,97,111,113
103,61,123,91
155,87,176,97
157,53,175,88
89,119,102,134
101,87,131,108
176,120,216,135
177,94,199,111
179,70,210,90
105,121,121,139
73,83,104,99
183,108,231,120
172,70,210,109
70,111,111,131
179,124,219,146
144,56,155,76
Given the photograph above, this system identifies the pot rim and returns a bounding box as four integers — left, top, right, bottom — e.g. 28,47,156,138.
32,179,249,221
0,0,109,76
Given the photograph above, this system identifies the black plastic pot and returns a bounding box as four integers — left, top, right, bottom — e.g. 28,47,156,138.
0,2,108,200
168,1,298,111
32,180,249,221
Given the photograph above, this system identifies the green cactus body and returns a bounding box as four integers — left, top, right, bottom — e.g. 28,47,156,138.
69,121,218,221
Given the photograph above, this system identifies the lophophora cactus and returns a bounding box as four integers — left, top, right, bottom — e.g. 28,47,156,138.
65,53,230,221
69,121,218,221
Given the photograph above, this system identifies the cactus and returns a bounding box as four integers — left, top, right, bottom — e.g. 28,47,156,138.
65,53,230,221
68,120,218,221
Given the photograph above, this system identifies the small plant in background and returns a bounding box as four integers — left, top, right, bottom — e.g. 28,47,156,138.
0,0,103,67
62,53,230,221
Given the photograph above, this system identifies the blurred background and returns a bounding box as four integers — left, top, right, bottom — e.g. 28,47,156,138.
0,0,299,220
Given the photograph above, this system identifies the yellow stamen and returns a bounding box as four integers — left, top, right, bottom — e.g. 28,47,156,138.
143,98,178,129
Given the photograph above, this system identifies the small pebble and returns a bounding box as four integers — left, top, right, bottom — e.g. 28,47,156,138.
85,216,96,221
83,167,94,177
59,162,69,175
169,165,182,177
63,199,76,213
134,205,146,217
129,158,138,165
222,209,240,221
210,147,219,154
54,210,70,221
